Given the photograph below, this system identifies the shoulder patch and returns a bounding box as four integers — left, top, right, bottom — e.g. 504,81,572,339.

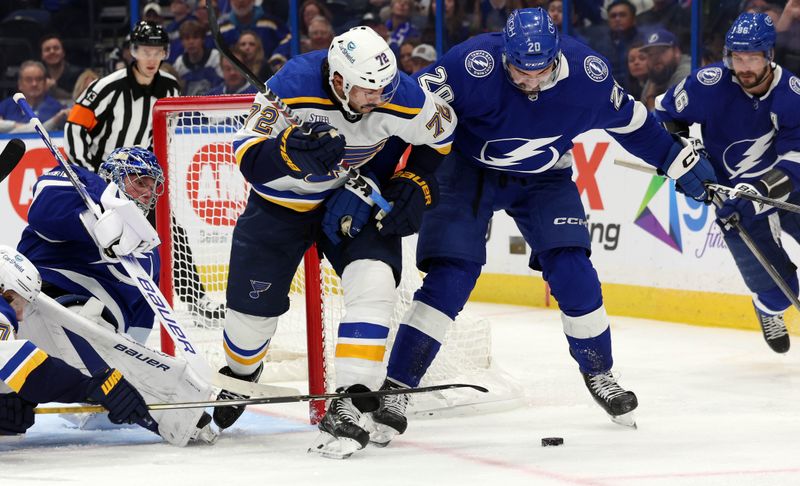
583,56,608,82
790,76,800,96
464,50,494,78
696,67,722,86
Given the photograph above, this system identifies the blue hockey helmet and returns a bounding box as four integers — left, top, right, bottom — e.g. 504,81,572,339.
99,147,164,214
724,12,775,67
503,8,560,71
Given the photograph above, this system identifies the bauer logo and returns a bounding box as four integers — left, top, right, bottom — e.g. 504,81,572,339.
465,50,494,78
583,56,608,82
186,143,248,227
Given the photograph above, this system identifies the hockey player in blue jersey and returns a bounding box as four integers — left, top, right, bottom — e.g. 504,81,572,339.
656,13,800,354
0,246,151,436
212,26,456,458
16,147,163,344
369,7,717,443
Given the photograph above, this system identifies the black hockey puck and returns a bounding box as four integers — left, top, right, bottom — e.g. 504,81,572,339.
541,437,564,447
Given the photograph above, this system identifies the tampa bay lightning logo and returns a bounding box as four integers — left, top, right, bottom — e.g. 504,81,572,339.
475,136,562,173
583,56,608,82
790,76,800,96
697,67,722,86
465,50,494,78
722,129,775,178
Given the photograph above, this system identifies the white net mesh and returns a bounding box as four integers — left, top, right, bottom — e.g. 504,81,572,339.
156,96,523,418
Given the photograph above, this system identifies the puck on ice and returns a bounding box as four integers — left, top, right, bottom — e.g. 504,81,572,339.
541,437,564,447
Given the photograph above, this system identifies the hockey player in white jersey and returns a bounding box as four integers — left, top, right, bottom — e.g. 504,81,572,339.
213,26,456,458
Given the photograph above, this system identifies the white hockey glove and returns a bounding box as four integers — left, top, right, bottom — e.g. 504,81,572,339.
90,184,160,257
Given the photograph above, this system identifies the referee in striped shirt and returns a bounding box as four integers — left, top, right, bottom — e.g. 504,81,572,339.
65,21,180,171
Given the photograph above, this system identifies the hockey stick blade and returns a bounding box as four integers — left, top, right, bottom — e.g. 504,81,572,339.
35,383,489,414
0,138,25,182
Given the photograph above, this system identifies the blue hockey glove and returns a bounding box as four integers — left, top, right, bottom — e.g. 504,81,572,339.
0,393,36,435
86,368,151,425
376,170,439,237
322,175,380,245
661,137,716,202
271,122,345,178
716,169,793,229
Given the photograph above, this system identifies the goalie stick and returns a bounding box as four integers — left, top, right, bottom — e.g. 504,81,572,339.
614,158,800,313
34,382,489,415
12,93,298,399
204,3,392,214
0,138,25,182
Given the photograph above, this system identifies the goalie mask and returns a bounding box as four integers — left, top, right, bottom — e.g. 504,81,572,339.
503,8,562,94
0,245,41,304
98,147,164,215
327,26,400,116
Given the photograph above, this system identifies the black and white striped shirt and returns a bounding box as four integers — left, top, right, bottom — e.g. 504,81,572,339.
65,63,180,171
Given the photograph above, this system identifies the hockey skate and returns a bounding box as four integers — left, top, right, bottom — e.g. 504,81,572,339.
369,379,409,447
308,384,379,459
190,412,219,444
753,305,790,353
212,363,263,429
582,371,638,428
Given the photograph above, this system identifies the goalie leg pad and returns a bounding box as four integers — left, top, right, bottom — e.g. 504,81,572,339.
335,260,395,390
223,309,277,376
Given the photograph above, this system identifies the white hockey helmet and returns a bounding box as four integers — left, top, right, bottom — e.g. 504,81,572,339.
327,26,399,115
0,246,41,303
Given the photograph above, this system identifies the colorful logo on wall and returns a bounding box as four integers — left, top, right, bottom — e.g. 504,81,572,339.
634,176,710,252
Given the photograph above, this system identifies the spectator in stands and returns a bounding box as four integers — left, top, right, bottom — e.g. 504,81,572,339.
776,0,800,73
236,30,272,81
71,69,100,104
268,15,333,73
167,0,199,63
583,0,640,91
636,0,690,50
107,35,134,72
638,29,690,110
361,11,391,39
174,20,224,95
143,2,165,26
410,43,437,72
626,42,648,99
420,0,472,51
206,47,259,95
387,0,421,54
218,0,289,59
398,39,420,74
196,0,219,33
0,61,65,133
475,0,514,33
300,0,333,38
40,34,84,106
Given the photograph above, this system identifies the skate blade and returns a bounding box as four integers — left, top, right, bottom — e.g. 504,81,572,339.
191,425,220,445
307,431,362,459
369,423,398,448
610,411,637,429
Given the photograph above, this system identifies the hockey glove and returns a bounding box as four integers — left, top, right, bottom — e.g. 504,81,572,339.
89,184,160,256
0,393,36,435
716,169,793,229
271,122,345,178
323,174,381,245
661,136,716,202
86,368,151,425
376,170,439,237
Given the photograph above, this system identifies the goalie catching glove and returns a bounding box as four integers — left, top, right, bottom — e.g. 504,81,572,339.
271,122,346,178
376,169,439,237
87,183,160,256
660,136,716,203
716,168,794,229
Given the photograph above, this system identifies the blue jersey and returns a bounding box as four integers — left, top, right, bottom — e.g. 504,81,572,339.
414,33,675,173
16,167,159,341
655,63,800,187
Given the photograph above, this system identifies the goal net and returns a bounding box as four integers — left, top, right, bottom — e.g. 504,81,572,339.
153,95,523,422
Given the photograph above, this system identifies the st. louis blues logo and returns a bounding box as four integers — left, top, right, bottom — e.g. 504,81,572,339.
249,280,272,299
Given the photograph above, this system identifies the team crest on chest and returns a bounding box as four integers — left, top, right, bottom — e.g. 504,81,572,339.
790,76,800,96
697,67,722,86
465,50,494,78
583,56,608,82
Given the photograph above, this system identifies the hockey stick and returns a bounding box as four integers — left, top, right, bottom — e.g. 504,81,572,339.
0,138,25,182
615,158,800,313
13,93,298,398
614,159,800,215
34,382,489,415
205,3,392,214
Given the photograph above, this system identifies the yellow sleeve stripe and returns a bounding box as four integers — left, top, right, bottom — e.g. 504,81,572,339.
235,137,270,166
283,96,335,106
335,343,386,362
252,190,323,212
6,349,48,393
433,144,452,155
380,103,422,115
224,340,268,366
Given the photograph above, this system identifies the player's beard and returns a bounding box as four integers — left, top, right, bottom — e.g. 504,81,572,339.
735,65,771,89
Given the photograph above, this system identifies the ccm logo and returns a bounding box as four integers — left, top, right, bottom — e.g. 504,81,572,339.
553,217,588,226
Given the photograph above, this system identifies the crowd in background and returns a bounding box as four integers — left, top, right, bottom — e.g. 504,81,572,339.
1,0,800,133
